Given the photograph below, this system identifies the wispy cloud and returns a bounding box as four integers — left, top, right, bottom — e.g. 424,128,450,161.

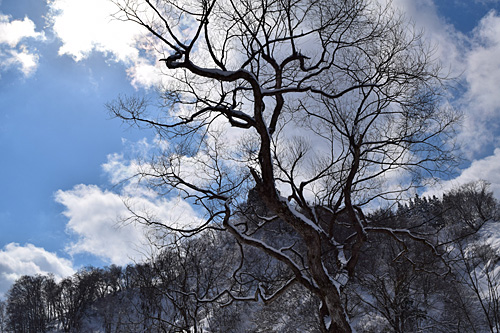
459,10,500,155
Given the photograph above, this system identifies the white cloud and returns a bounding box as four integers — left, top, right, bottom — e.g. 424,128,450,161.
424,148,500,199
55,184,148,266
0,14,44,47
55,147,204,266
49,0,139,62
0,13,45,77
48,0,166,88
102,152,139,185
0,243,75,298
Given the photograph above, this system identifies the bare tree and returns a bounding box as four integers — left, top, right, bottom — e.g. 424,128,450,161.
109,0,457,331
6,275,50,333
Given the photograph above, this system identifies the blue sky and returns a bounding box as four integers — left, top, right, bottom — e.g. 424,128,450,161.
1,0,500,296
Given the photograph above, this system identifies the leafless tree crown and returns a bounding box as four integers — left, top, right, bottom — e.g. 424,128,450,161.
109,0,458,331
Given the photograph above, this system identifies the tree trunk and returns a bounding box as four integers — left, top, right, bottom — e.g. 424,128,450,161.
323,290,352,333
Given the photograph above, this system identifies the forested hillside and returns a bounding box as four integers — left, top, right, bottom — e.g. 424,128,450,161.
2,182,499,332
